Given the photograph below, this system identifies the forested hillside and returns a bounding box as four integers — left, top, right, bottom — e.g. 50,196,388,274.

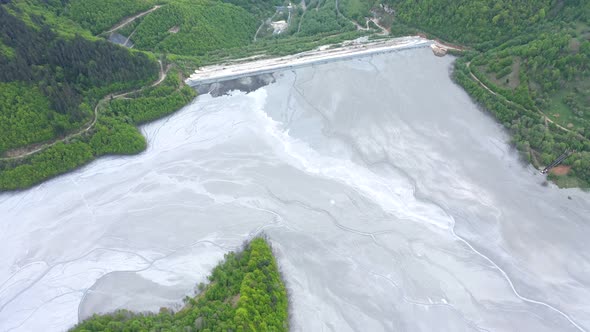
0,66,195,190
70,238,289,332
221,0,281,19
0,0,204,190
2,0,588,189
387,0,590,188
65,0,158,34
0,4,157,154
129,0,258,56
388,0,553,47
0,0,372,192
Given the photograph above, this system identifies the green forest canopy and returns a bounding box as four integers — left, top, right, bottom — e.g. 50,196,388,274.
0,0,367,191
129,0,258,56
70,238,289,332
65,0,158,35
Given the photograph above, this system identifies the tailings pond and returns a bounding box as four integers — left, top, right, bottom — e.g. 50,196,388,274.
1,48,590,332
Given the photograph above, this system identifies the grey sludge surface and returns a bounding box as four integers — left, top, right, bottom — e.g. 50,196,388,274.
1,48,589,332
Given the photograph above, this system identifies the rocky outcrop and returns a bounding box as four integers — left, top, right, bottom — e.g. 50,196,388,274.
430,44,448,57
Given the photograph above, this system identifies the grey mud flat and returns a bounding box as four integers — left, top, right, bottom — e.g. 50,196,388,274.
1,48,590,332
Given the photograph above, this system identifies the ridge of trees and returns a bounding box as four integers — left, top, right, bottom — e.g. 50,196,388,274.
70,237,289,332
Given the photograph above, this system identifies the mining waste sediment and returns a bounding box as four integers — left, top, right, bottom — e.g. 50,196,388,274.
1,48,590,332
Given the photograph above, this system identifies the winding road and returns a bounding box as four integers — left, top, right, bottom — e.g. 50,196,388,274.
0,61,168,161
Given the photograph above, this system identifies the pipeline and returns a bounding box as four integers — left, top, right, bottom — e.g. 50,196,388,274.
541,150,572,174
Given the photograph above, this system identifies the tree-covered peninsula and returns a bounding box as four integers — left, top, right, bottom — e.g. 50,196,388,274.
70,238,289,332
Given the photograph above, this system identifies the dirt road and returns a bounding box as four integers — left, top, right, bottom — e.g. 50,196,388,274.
187,37,431,85
465,62,587,142
333,0,388,36
0,61,167,161
103,5,161,35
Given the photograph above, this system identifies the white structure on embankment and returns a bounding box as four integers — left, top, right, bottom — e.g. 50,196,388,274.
186,36,433,86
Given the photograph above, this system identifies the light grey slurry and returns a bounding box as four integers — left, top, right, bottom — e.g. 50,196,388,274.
1,48,589,332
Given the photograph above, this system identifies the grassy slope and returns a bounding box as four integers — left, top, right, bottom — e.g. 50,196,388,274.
70,238,289,332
